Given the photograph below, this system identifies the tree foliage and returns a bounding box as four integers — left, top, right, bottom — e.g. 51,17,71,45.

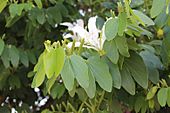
0,0,170,113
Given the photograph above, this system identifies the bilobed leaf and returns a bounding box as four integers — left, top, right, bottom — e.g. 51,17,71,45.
70,54,89,89
167,88,170,107
157,88,168,107
103,40,119,64
0,38,5,56
0,0,8,13
118,12,127,36
133,10,154,26
9,4,25,17
104,18,118,41
120,65,135,95
43,50,55,78
1,46,10,68
61,57,75,91
46,6,62,26
27,50,37,64
50,83,65,99
115,36,130,57
46,75,56,93
108,61,121,89
84,68,96,98
125,52,148,89
34,0,42,9
19,50,29,67
135,96,145,113
36,9,46,25
87,56,112,92
32,54,45,88
43,47,65,79
9,45,20,68
146,86,158,100
150,0,166,18
54,47,65,77
8,75,21,89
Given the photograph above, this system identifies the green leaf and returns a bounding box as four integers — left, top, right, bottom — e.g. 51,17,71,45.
115,36,130,57
19,50,29,67
36,9,46,25
87,56,112,92
133,10,154,26
32,54,45,88
150,0,166,18
84,70,96,98
76,88,88,102
157,88,168,107
0,0,8,13
135,96,145,113
120,65,135,95
146,86,158,100
61,57,75,91
9,4,25,17
167,88,170,107
27,50,37,64
8,75,21,89
34,0,42,9
104,18,118,41
1,46,10,68
118,12,127,36
9,45,20,68
70,54,89,89
43,47,65,79
125,52,148,89
46,6,62,26
50,82,65,99
46,75,56,93
0,38,5,56
108,61,121,89
103,40,119,64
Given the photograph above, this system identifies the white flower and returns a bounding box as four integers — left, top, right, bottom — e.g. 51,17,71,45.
60,16,105,51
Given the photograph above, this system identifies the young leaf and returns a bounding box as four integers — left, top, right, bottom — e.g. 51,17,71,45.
34,0,42,9
43,47,65,79
118,12,127,36
9,45,20,68
87,56,112,92
167,88,170,107
46,75,56,93
0,0,8,13
103,40,119,64
32,54,45,88
70,54,89,89
104,18,118,41
43,49,56,78
125,52,148,89
150,0,166,18
120,65,135,95
157,88,168,107
0,38,5,56
115,36,130,57
61,57,75,91
133,10,154,26
146,86,158,100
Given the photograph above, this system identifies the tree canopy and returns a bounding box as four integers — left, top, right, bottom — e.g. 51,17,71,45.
0,0,170,113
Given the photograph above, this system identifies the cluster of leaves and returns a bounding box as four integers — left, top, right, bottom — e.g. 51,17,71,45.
0,0,170,113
